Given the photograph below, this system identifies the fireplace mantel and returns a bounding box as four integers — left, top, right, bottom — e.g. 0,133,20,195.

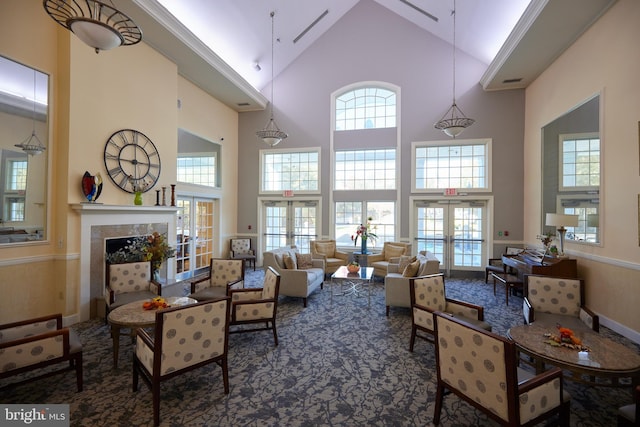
73,203,179,322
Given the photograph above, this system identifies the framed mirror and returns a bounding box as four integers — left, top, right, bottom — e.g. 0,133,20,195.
0,55,49,244
542,94,600,245
177,129,221,188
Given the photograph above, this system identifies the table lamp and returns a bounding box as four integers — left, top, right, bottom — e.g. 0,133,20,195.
546,213,579,256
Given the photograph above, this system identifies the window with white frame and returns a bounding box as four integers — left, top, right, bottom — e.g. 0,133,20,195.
335,201,395,247
261,149,320,193
414,141,489,191
559,133,600,191
335,87,396,131
177,155,217,187
335,149,396,190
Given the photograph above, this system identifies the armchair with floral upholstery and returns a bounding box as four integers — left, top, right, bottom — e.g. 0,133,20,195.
433,311,570,426
230,238,256,271
188,258,244,301
310,239,349,275
367,241,411,277
133,297,230,426
0,313,83,391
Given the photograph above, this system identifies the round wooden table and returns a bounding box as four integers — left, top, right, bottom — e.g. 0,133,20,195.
108,296,196,368
508,321,640,388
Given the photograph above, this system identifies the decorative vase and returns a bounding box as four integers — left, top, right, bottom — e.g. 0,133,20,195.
134,191,143,205
361,238,367,254
347,264,360,274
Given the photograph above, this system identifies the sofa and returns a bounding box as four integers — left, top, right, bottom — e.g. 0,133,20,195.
367,242,412,277
384,251,441,316
310,239,349,274
262,246,325,307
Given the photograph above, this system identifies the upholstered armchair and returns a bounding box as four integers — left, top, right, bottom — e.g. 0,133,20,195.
188,258,245,301
618,385,640,426
523,274,599,332
484,246,521,283
367,242,411,277
433,311,570,426
310,239,349,274
409,273,490,351
230,237,256,271
229,266,281,345
105,261,161,317
133,297,231,426
0,314,83,391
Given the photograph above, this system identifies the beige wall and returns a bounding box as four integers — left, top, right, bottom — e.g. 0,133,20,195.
524,0,640,335
0,0,239,323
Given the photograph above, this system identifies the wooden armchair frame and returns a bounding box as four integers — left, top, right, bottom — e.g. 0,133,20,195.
189,258,245,301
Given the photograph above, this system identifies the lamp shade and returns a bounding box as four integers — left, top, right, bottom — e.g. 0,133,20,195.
546,213,579,227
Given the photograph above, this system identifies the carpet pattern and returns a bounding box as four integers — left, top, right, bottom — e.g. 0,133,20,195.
1,271,637,426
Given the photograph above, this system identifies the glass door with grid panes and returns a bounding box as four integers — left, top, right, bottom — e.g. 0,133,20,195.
413,200,487,276
262,200,318,254
176,197,215,280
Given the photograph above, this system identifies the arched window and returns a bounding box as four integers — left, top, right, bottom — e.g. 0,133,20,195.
335,87,396,131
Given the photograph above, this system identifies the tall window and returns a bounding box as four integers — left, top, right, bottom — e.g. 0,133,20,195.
3,159,27,221
177,155,217,187
335,149,396,190
335,87,396,131
261,149,320,193
414,141,490,191
335,201,395,247
559,133,600,191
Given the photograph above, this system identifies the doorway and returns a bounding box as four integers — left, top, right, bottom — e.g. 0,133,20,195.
176,197,215,280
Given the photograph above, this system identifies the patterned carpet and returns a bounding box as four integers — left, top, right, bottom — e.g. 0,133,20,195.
1,270,637,426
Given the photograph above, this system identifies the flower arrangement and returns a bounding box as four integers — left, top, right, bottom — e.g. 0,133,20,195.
351,217,378,246
105,232,176,274
537,231,555,248
543,324,589,351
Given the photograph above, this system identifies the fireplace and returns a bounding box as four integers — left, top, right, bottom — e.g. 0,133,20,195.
73,204,178,321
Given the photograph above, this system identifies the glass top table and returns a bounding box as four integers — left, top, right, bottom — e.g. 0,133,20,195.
330,266,374,307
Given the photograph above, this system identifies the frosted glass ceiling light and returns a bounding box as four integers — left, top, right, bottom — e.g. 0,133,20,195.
256,11,287,147
434,0,475,138
44,0,142,54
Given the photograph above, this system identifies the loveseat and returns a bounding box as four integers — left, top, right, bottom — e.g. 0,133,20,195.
262,246,325,307
384,251,440,316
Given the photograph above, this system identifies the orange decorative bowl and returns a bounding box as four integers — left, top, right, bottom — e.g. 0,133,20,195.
347,265,360,273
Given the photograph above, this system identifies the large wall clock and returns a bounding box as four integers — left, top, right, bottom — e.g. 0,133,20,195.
103,129,161,193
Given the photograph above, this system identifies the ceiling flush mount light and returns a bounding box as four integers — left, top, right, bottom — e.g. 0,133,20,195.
256,11,287,147
15,69,46,156
434,0,475,138
43,0,142,54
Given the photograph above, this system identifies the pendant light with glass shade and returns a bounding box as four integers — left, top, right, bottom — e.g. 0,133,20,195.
256,11,288,146
43,0,142,54
434,0,475,138
15,69,46,156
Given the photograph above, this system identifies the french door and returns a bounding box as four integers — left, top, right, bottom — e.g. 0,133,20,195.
414,200,487,276
175,197,215,280
261,200,319,254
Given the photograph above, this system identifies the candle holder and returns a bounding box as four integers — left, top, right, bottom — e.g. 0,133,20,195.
155,189,161,206
170,184,176,206
162,186,167,206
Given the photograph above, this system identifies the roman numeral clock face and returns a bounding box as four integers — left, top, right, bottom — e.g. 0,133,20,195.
103,129,161,194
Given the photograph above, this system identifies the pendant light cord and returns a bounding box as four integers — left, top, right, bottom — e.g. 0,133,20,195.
451,0,457,105
269,11,275,121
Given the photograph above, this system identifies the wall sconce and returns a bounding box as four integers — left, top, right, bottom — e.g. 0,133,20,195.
546,213,579,256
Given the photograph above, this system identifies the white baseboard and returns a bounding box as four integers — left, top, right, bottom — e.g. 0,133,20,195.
599,314,640,345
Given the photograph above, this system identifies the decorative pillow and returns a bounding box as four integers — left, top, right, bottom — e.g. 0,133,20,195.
283,254,297,270
385,245,406,260
274,253,285,269
295,253,314,269
400,255,416,270
402,259,420,277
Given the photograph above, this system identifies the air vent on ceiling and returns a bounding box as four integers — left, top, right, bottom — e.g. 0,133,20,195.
237,102,250,106
294,9,329,44
399,0,438,22
502,78,523,83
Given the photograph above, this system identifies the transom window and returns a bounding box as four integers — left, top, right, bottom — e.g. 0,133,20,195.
559,133,600,191
261,149,320,193
335,149,396,190
177,155,216,187
335,87,396,131
414,141,489,191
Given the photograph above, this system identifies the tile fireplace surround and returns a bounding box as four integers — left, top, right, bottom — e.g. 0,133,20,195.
72,204,178,322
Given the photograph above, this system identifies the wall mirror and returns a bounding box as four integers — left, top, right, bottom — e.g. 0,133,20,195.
0,55,49,245
177,128,221,188
542,94,600,245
